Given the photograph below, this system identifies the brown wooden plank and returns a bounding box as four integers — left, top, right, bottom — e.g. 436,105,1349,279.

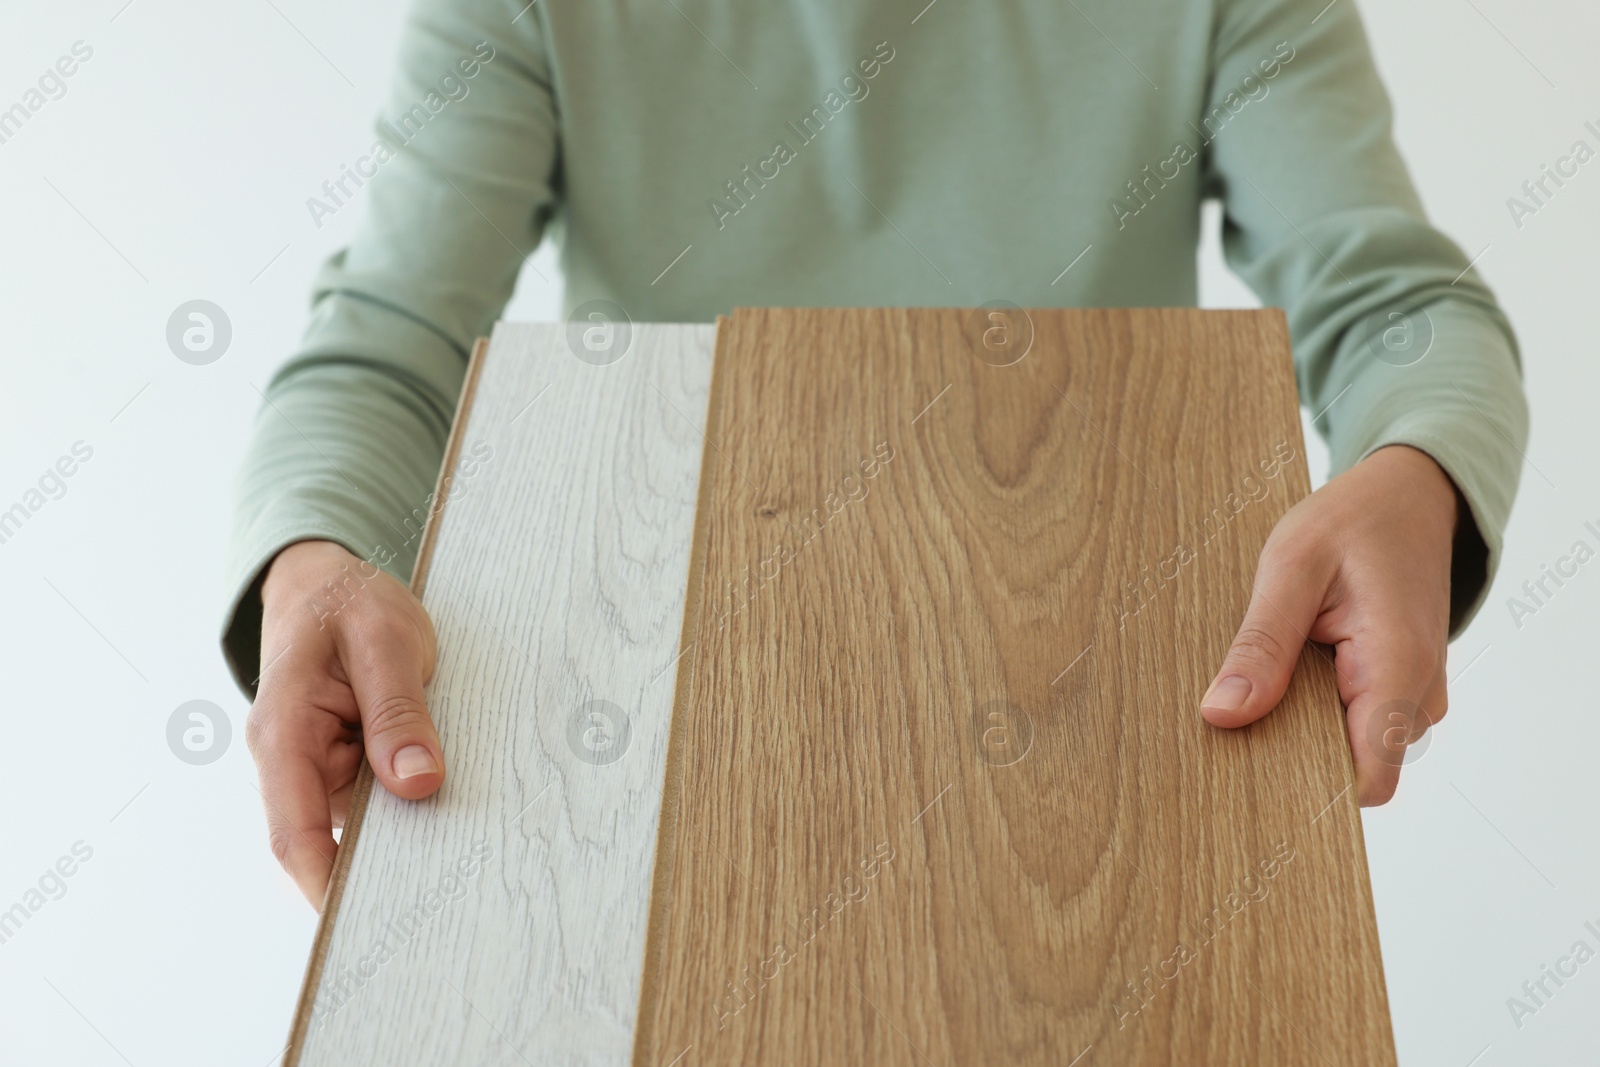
635,307,1394,1066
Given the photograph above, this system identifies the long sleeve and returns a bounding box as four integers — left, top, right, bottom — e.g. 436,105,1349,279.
221,0,558,695
222,0,1534,694
1201,0,1528,638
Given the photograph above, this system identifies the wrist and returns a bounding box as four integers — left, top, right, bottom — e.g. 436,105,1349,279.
1368,444,1459,534
261,539,360,610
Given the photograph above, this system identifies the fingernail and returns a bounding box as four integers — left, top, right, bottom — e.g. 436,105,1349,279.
1201,675,1252,713
393,744,439,779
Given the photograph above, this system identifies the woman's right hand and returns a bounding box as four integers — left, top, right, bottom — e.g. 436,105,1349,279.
245,539,446,909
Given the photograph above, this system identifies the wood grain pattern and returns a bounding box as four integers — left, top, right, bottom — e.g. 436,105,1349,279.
634,308,1394,1066
289,323,717,1067
283,334,490,1066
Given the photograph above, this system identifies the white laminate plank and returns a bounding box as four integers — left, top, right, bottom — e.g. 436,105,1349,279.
295,322,715,1067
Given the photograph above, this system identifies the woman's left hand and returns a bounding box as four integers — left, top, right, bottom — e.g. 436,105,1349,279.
1200,444,1460,805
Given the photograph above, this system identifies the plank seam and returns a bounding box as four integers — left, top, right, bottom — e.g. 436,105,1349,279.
631,315,732,1067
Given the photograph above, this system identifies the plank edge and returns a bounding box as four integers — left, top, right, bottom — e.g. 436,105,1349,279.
282,335,493,1067
630,315,731,1067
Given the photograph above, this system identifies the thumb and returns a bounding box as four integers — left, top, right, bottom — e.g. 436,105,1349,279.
341,618,445,800
1201,543,1331,729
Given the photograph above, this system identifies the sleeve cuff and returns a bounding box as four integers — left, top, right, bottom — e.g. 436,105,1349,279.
1319,304,1529,640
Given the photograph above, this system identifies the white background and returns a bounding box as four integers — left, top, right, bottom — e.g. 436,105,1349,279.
0,1,1593,1064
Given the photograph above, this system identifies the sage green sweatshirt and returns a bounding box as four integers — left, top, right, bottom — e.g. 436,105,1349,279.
222,0,1528,694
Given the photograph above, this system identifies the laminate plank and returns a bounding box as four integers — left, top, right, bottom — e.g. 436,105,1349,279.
635,307,1394,1066
289,322,717,1067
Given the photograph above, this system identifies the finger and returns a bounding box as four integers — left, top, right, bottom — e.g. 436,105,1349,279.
341,619,445,801
1201,541,1334,729
1340,633,1441,807
326,736,362,830
1422,669,1448,727
330,776,356,830
251,725,339,908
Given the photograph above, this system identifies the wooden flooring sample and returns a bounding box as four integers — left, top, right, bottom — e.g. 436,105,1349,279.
635,308,1394,1066
288,322,716,1066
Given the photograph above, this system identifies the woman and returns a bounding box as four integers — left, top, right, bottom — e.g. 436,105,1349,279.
224,0,1527,906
